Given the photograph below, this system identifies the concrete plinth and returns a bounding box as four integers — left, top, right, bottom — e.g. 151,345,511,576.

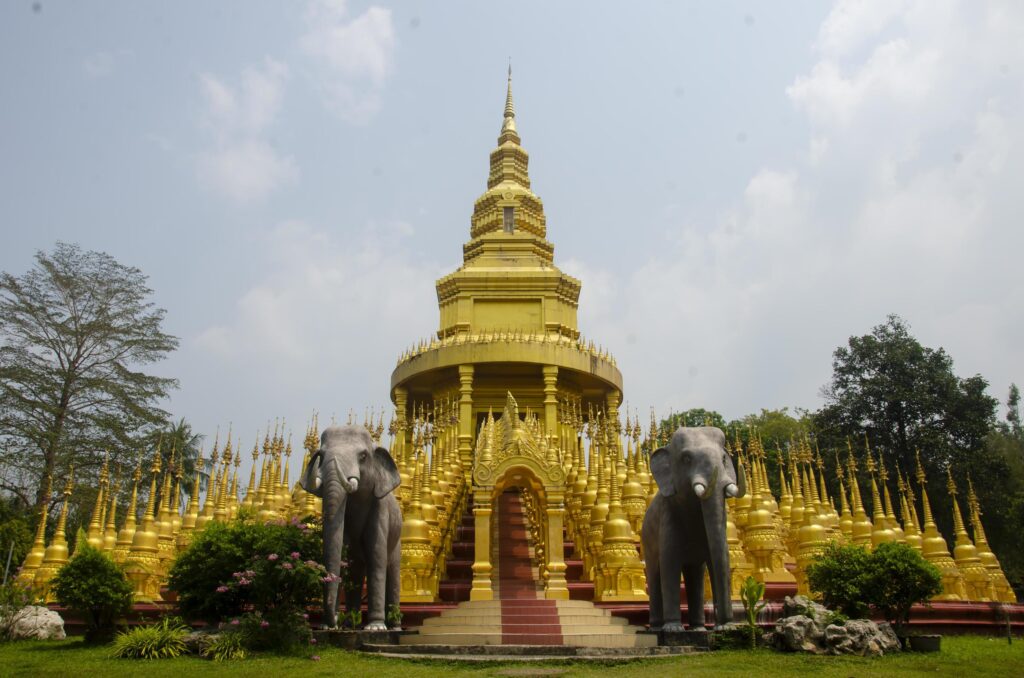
312,629,414,650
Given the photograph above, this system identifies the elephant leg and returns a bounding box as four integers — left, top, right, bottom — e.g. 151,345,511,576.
683,562,706,629
362,532,389,630
646,556,663,629
385,536,402,629
323,579,340,629
659,538,684,631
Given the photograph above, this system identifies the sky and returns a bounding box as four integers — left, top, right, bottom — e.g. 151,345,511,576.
2,1,1023,473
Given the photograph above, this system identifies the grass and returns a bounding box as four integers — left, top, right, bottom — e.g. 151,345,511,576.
0,635,1021,677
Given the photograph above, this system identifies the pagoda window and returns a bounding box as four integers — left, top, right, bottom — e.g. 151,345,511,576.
503,206,514,233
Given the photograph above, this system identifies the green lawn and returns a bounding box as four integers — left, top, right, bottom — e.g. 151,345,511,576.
0,635,1021,677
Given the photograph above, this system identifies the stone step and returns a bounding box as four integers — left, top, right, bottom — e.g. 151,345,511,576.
418,622,632,634
423,611,623,625
363,643,696,658
456,599,601,609
400,632,657,648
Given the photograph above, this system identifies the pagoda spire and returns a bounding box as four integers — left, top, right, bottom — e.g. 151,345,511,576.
501,63,517,137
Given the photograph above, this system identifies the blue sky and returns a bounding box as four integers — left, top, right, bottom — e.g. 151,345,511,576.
2,1,1022,468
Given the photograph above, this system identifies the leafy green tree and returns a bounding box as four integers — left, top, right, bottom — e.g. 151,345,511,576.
1005,384,1021,439
864,542,942,636
658,408,727,440
142,418,207,505
0,243,179,511
51,543,133,642
806,542,873,618
817,315,996,476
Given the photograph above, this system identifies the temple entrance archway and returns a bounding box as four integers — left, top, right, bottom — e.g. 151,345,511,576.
468,393,569,600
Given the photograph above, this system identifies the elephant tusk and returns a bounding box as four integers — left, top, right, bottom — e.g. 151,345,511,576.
345,477,359,493
692,482,707,498
724,483,739,497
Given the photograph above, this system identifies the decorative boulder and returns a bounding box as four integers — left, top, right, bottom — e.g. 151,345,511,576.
825,620,900,656
782,594,830,622
7,606,66,640
773,614,826,653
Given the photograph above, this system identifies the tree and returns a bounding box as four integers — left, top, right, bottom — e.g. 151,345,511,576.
142,418,207,504
658,408,727,440
0,243,179,511
1006,384,1021,439
816,314,996,484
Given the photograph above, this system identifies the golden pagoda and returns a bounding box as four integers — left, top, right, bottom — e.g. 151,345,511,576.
389,69,633,602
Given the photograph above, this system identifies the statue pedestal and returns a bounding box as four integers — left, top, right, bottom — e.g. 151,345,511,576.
311,629,414,650
654,628,711,649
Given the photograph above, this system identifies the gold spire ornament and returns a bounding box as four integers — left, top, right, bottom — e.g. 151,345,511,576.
946,469,993,601
17,474,52,588
914,452,965,600
966,476,1015,602
34,467,74,601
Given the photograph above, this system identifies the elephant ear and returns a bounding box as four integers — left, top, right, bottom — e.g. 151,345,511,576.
301,449,324,498
373,447,401,498
650,446,676,497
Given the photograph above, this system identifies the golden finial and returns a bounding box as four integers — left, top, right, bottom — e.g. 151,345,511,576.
501,62,517,136
946,467,958,497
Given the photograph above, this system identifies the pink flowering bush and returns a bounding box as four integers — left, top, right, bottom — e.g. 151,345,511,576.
168,515,322,625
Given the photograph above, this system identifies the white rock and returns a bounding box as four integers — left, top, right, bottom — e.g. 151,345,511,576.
7,606,66,640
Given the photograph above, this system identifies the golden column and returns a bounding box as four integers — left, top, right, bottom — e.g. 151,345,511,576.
458,366,474,479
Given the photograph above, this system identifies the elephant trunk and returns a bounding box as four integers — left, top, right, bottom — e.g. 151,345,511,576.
701,495,733,628
321,476,348,628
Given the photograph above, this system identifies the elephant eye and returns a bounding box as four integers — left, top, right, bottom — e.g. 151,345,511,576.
359,451,368,462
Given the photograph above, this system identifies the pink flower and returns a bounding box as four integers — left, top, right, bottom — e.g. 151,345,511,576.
310,638,317,645
230,619,240,626
311,655,321,661
283,562,293,570
216,585,229,593
267,553,279,561
260,620,270,628
302,613,309,620
291,552,301,559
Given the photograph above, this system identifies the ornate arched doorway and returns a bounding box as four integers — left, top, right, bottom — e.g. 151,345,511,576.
468,393,569,600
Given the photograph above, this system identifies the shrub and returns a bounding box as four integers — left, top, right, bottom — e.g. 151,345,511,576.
863,542,942,636
110,618,189,659
212,550,324,653
739,576,766,649
0,579,36,641
168,516,321,624
238,608,311,654
51,544,132,643
808,541,943,636
806,542,872,618
200,630,247,661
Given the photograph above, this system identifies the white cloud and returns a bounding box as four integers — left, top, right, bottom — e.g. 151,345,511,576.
300,0,396,123
568,0,1024,418
195,220,442,384
196,58,296,204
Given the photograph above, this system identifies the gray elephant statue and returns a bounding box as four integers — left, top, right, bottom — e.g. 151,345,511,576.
642,426,746,631
300,424,402,630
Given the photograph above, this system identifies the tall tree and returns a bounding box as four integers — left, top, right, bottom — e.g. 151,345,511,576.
0,243,179,510
1006,383,1022,439
816,315,996,476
